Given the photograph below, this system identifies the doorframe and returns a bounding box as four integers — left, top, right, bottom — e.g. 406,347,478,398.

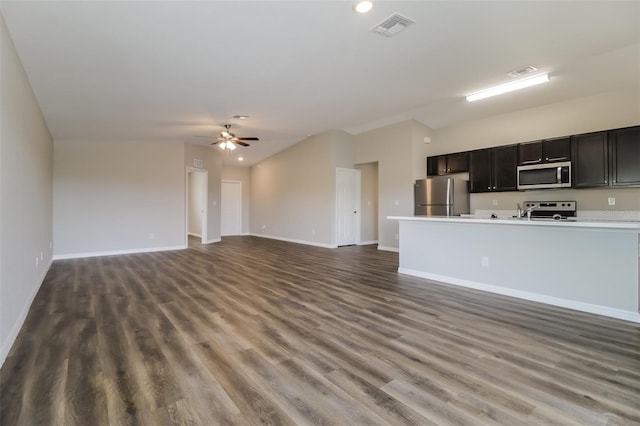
335,167,361,247
221,179,243,236
185,167,208,246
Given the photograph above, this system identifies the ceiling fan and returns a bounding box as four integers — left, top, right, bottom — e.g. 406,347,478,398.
194,124,259,151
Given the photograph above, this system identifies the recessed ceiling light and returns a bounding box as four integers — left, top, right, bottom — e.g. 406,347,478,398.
354,1,373,14
233,115,249,120
466,73,550,102
238,157,244,161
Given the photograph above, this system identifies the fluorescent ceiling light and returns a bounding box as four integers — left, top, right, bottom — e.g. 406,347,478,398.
466,73,550,102
354,1,373,14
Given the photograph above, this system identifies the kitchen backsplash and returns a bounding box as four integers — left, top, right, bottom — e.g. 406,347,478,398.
470,186,640,214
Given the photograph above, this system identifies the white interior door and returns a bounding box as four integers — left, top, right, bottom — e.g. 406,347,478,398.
336,168,360,246
221,180,242,236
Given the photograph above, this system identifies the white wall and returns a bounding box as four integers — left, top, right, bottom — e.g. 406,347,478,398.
187,171,206,237
430,89,640,213
250,131,353,247
53,140,186,257
222,166,250,234
184,143,222,243
0,15,54,365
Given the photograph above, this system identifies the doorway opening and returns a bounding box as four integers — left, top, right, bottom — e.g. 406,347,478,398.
221,180,242,236
356,162,379,245
186,167,208,246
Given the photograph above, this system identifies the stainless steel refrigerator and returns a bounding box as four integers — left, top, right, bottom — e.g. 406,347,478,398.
414,177,470,216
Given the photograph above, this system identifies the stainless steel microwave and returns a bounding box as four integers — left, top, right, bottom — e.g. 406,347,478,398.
517,161,571,190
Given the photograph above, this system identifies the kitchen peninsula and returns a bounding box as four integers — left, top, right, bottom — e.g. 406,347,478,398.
388,216,640,323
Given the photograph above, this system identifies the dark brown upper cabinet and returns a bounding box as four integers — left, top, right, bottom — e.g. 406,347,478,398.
518,137,571,165
469,145,517,193
572,131,609,188
610,126,640,186
427,152,469,176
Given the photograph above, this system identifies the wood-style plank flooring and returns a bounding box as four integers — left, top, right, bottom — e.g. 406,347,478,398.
1,236,639,425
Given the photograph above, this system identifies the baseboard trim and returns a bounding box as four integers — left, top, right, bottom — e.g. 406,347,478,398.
1,259,53,367
249,233,337,249
358,240,378,246
398,268,640,324
202,238,221,244
188,232,202,238
53,245,187,260
377,245,399,252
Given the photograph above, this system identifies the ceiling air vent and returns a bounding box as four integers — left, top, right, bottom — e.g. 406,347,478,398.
371,13,415,37
508,66,538,78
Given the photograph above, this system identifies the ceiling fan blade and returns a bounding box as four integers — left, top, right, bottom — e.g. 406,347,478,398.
237,137,259,141
210,141,220,145
236,141,250,147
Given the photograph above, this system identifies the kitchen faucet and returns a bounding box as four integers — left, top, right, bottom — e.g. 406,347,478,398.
516,203,538,219
525,204,538,220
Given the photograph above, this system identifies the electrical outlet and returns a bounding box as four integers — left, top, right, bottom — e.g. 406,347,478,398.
35,256,39,267
40,252,43,261
481,256,489,267
395,200,399,206
149,233,155,240
395,233,399,240
212,200,217,206
608,197,616,206
311,228,316,236
492,199,498,206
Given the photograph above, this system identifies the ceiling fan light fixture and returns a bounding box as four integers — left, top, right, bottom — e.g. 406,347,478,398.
227,141,237,151
466,73,550,102
354,1,373,14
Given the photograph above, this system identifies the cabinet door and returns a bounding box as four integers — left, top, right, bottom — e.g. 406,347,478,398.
493,145,518,191
542,137,571,163
427,155,448,176
610,126,640,186
426,156,439,176
469,149,492,193
447,152,469,173
572,132,608,188
518,141,542,165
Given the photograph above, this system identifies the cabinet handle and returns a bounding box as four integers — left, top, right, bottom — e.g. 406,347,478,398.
605,180,608,183
546,156,567,162
493,186,496,190
487,186,491,190
521,159,541,164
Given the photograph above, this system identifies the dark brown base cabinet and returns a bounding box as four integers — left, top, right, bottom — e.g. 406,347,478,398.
610,126,640,186
469,146,517,193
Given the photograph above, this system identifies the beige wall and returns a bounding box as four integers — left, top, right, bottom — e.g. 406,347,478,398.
250,131,353,247
1,15,54,364
356,162,378,243
222,166,251,234
354,120,431,250
430,89,640,213
184,143,222,243
54,140,186,256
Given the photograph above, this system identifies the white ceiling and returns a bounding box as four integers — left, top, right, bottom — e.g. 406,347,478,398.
2,1,639,166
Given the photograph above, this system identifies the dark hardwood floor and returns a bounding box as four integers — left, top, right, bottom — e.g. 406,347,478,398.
1,236,639,425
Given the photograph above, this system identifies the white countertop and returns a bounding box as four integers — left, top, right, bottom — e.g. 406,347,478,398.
387,215,640,230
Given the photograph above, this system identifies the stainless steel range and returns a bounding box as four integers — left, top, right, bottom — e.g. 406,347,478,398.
523,201,577,220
